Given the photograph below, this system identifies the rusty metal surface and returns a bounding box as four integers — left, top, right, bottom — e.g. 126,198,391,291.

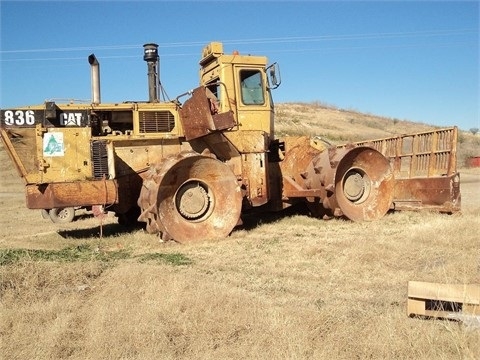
223,130,268,153
193,130,269,208
138,151,242,242
239,152,269,207
328,146,395,221
279,136,323,187
179,87,236,141
351,127,458,178
212,112,237,131
281,176,324,198
393,174,461,212
25,179,118,209
347,127,461,213
280,137,395,221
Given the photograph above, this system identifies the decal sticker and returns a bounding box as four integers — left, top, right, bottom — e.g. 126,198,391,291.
43,132,64,157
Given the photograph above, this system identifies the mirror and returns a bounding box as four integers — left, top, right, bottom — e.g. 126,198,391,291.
267,62,281,89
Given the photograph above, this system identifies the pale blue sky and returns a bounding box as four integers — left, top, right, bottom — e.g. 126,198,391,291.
1,1,478,130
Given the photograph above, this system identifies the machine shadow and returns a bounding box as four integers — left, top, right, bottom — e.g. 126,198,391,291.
237,203,312,232
57,204,312,241
57,222,143,240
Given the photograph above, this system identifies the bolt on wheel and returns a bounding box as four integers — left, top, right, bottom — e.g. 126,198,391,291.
49,207,76,223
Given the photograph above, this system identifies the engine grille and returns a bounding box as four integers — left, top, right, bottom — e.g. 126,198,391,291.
139,111,175,133
91,140,109,179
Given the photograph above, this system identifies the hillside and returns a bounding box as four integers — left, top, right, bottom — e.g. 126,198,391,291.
275,102,479,166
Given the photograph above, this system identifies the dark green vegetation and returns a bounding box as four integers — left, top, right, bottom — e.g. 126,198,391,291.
0,245,192,267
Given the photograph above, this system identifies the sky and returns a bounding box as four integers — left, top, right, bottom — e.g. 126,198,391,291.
0,1,478,131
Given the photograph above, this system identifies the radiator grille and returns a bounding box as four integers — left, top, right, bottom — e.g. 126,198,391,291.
91,140,109,179
139,111,175,133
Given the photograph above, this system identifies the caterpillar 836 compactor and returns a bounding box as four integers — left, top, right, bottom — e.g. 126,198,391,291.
0,42,461,242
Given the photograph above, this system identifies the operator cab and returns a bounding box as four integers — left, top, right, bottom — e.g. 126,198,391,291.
198,42,280,138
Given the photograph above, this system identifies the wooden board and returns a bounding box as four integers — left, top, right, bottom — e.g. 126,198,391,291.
407,281,479,318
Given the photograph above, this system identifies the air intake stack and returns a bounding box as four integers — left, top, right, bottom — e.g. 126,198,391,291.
143,43,160,103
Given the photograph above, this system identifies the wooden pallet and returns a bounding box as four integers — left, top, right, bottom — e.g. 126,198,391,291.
407,281,479,319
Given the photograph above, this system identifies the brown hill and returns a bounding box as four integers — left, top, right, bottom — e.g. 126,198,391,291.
275,102,479,166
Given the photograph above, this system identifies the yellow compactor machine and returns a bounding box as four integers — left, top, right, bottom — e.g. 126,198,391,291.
0,42,461,242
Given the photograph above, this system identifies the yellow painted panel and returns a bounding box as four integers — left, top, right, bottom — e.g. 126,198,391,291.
40,127,92,182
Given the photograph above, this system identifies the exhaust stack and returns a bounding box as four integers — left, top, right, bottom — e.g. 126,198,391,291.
143,43,159,102
88,54,101,104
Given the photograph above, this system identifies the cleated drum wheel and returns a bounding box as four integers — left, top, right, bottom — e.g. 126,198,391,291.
139,153,242,243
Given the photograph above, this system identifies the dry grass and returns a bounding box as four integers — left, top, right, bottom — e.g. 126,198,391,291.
1,210,479,359
1,103,479,359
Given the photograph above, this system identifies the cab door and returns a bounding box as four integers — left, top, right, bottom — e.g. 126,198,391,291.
234,66,274,138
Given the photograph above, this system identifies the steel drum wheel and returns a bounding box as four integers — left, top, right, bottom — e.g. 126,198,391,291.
138,152,242,243
334,147,394,221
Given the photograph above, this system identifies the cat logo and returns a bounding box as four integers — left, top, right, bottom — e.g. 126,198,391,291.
60,112,83,126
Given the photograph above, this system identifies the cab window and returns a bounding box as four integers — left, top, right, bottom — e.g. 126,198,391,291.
240,70,264,105
206,81,221,100
206,80,222,113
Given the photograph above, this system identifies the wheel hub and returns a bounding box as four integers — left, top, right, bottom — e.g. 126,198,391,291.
343,169,369,203
176,182,211,220
58,208,71,220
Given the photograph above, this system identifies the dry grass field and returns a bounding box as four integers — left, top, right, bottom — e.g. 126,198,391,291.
1,104,479,359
